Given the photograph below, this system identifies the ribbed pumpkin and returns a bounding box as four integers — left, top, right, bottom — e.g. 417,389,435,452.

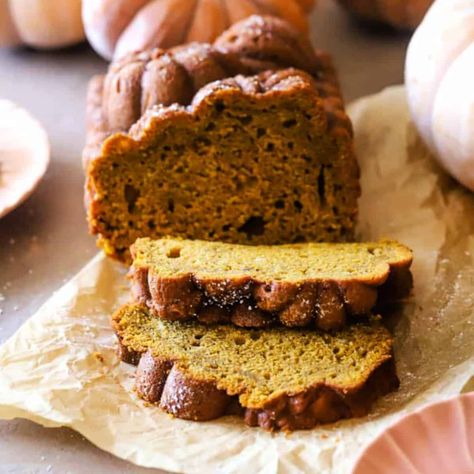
82,0,316,61
336,0,433,30
406,0,474,191
0,0,84,49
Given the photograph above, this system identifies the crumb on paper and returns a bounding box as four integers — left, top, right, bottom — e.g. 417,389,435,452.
93,352,105,363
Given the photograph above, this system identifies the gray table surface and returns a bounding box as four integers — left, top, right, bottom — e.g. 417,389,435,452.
0,1,410,473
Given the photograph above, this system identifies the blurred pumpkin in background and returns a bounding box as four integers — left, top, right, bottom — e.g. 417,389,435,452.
82,0,316,61
0,0,84,49
405,0,474,191
336,0,433,30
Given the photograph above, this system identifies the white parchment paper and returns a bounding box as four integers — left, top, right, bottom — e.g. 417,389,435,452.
0,86,472,473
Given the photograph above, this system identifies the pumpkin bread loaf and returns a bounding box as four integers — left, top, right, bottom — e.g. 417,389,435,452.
84,16,359,262
130,237,413,330
113,303,399,431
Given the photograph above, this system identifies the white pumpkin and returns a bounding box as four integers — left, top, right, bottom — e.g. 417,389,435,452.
0,0,84,49
405,0,474,191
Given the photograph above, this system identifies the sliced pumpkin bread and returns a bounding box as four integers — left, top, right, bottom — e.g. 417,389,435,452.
130,237,413,331
113,303,398,431
84,16,359,262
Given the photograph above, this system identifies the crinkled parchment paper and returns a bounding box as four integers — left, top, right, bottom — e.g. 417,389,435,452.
0,86,473,474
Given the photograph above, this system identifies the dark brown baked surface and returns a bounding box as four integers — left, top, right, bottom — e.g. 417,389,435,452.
113,303,399,431
130,237,413,330
84,15,359,262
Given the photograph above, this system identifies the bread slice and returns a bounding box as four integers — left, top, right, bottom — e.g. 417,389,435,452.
130,237,413,331
84,16,359,262
113,303,399,431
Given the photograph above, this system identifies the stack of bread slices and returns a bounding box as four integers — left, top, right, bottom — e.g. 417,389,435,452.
84,15,413,431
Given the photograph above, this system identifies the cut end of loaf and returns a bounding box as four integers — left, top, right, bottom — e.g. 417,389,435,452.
86,69,358,261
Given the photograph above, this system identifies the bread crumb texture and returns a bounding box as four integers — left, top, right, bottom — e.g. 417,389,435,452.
132,237,412,282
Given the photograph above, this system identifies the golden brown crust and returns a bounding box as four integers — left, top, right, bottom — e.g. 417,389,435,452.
83,75,109,170
213,14,321,75
125,345,398,431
